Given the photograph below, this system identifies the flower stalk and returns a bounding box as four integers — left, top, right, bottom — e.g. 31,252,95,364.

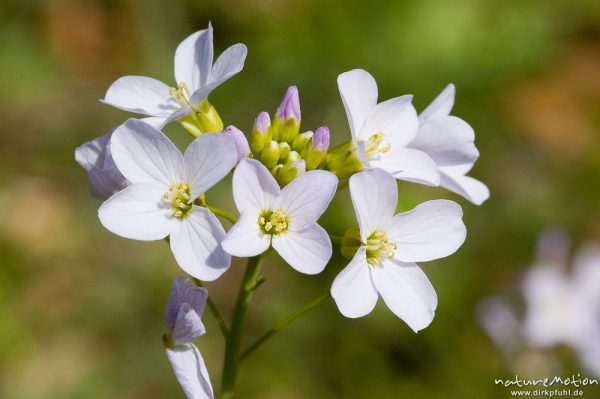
221,255,264,399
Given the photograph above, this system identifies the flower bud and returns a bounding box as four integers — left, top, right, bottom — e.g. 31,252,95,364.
179,100,224,137
261,140,281,169
325,140,364,179
302,126,330,170
340,227,362,260
286,150,301,163
278,142,291,162
312,126,330,152
277,159,306,186
275,86,301,122
223,125,251,163
163,277,207,348
250,112,271,154
291,131,313,152
274,86,301,143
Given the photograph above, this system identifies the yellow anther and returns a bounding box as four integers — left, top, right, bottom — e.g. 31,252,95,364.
365,132,393,159
164,181,193,219
365,231,397,266
257,209,289,235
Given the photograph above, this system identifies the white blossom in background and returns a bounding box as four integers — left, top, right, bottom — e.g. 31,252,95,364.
331,168,466,332
478,230,600,377
222,158,337,274
98,119,237,281
409,84,489,205
102,23,247,128
75,130,129,199
337,69,440,185
164,277,214,399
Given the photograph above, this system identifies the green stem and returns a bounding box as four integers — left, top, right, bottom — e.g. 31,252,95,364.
220,255,263,399
336,178,349,192
192,278,229,338
240,293,331,361
207,206,238,224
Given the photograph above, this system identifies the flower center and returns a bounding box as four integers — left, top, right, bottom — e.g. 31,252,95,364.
170,83,192,107
365,231,397,265
258,210,289,235
365,132,391,159
163,182,192,219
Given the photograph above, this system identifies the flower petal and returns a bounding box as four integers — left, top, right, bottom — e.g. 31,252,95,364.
272,224,331,275
410,116,479,167
370,147,440,186
111,119,184,186
232,158,280,214
418,83,455,123
170,206,231,281
371,258,438,332
275,170,338,231
166,344,214,399
183,133,237,200
361,95,419,146
337,69,378,139
75,131,129,199
385,199,466,262
189,43,248,106
221,214,271,258
349,169,397,242
440,166,489,205
102,76,177,117
171,303,206,346
174,25,213,91
98,183,174,240
331,247,378,318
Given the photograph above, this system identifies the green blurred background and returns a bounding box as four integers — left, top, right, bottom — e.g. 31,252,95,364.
1,0,600,397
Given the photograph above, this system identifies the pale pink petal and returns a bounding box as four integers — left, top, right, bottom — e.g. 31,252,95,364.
98,183,174,241
272,225,331,275
349,169,397,241
361,95,419,147
221,214,271,258
385,199,466,262
170,206,231,281
232,158,280,214
337,69,378,139
331,247,379,318
183,133,237,200
275,170,338,231
174,25,213,91
166,344,214,399
369,146,440,186
371,258,438,332
102,76,177,117
418,83,455,122
110,119,183,186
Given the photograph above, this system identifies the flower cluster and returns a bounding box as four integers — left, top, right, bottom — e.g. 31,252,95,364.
76,23,488,398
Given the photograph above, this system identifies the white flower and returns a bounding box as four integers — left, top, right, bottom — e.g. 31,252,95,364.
409,84,489,205
102,23,247,128
221,158,337,274
331,168,466,331
75,130,129,199
164,277,213,399
337,69,440,186
98,119,237,281
522,244,600,351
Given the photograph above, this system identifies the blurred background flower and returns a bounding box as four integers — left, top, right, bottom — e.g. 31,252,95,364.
1,0,599,398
